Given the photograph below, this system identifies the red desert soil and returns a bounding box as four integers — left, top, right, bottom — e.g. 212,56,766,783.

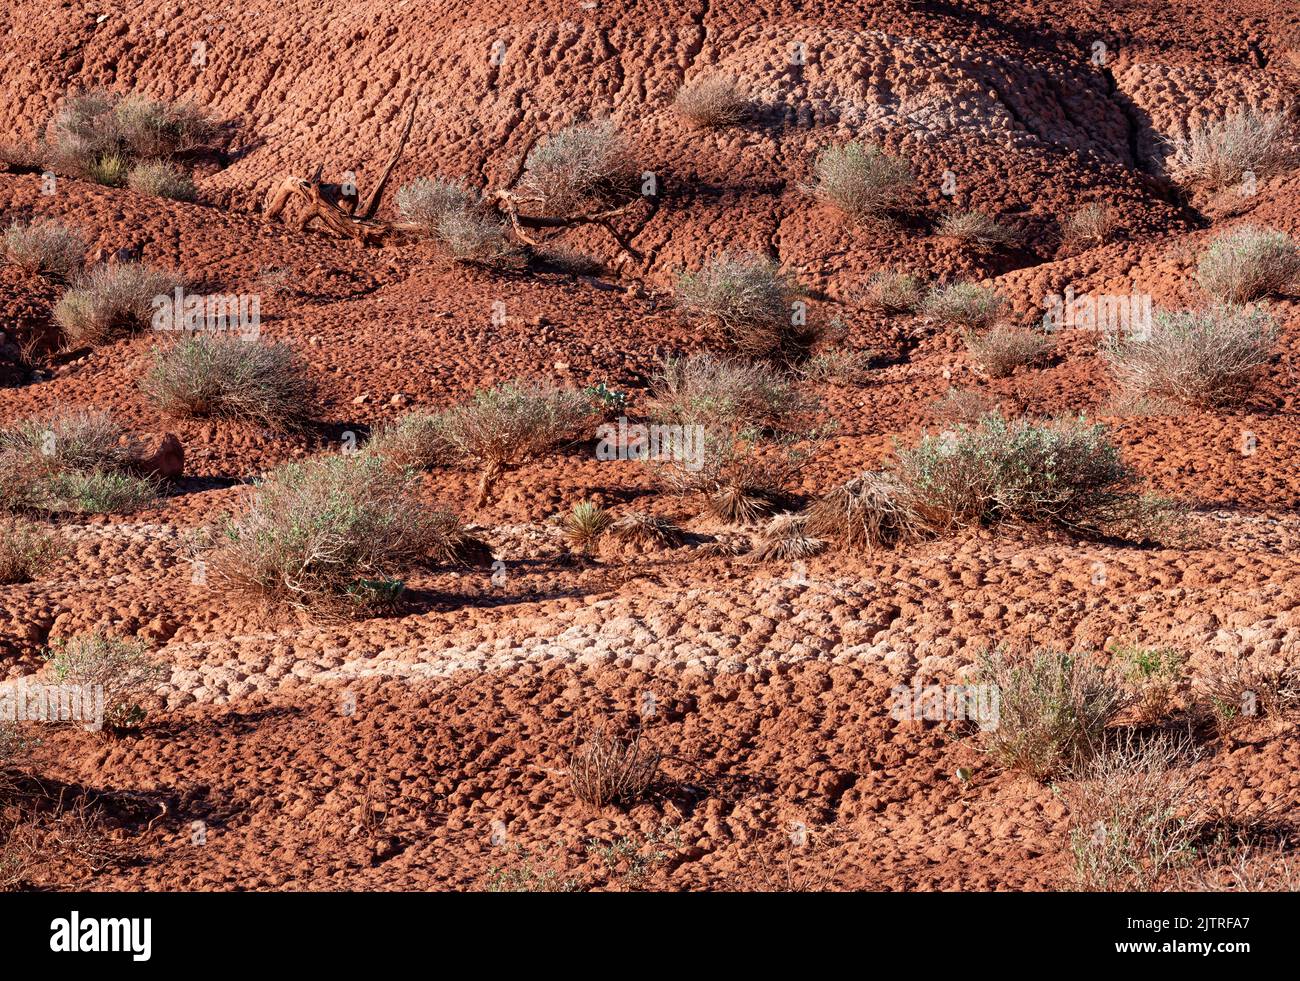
1,0,1299,890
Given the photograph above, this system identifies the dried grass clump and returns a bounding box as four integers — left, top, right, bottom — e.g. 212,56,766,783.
0,518,61,584
534,243,604,275
568,724,660,808
53,262,185,345
210,453,460,615
603,511,685,554
559,501,614,554
518,120,633,214
674,75,749,129
752,512,825,561
965,323,1052,377
365,412,447,472
807,141,911,222
920,281,1005,329
1195,653,1300,735
126,160,196,201
936,209,1015,247
44,632,167,730
801,348,873,384
675,252,804,359
649,353,802,430
1060,203,1119,253
1167,109,1297,190
437,382,598,506
803,470,920,551
3,219,86,279
1196,225,1300,302
395,177,506,261
894,414,1148,536
43,89,215,185
860,269,924,314
142,333,312,430
1101,305,1276,407
930,386,999,424
1062,732,1204,890
975,649,1126,781
1,407,132,474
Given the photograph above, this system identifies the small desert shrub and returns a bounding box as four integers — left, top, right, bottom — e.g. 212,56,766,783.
603,511,685,552
142,333,311,429
45,89,215,177
1195,654,1300,734
424,382,597,506
752,512,825,561
930,386,999,424
54,262,185,345
3,219,86,278
682,429,823,525
44,470,158,514
559,501,614,554
860,269,924,314
1168,110,1297,190
803,471,920,551
674,75,748,128
534,243,603,275
396,177,506,261
975,649,1125,781
1063,732,1204,890
0,518,61,584
649,353,801,430
86,153,129,187
1101,305,1276,407
807,141,911,222
1112,644,1186,724
126,161,196,201
1196,225,1300,302
921,281,1005,328
676,253,804,358
801,348,873,383
366,412,447,471
1060,203,1119,253
568,724,660,808
936,209,1015,247
895,415,1146,535
519,120,632,214
211,454,459,613
965,323,1052,377
1,408,132,474
44,633,167,730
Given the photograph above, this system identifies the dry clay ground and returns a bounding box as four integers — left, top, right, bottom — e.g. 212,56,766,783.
1,0,1300,889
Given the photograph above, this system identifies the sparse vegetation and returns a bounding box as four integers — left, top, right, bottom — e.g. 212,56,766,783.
366,411,447,472
930,386,999,424
752,512,825,561
568,724,660,808
395,177,506,261
1101,305,1276,407
1063,731,1204,890
965,323,1052,377
518,120,632,214
0,518,60,584
603,511,685,552
807,141,911,223
649,353,801,430
801,348,873,383
894,414,1152,536
210,454,466,614
1168,109,1297,190
142,333,312,429
936,209,1015,247
1196,653,1300,735
1196,225,1300,302
975,649,1125,781
921,281,1005,328
436,382,598,505
674,75,748,128
1060,203,1119,253
3,219,86,278
676,253,806,359
1112,644,1186,724
803,471,920,551
559,501,614,554
54,262,185,345
126,160,196,201
44,632,167,730
860,269,924,314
